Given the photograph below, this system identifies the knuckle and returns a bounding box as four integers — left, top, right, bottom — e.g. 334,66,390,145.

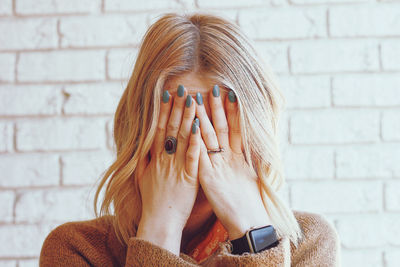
204,131,216,140
186,152,197,162
156,125,166,132
177,130,189,142
216,127,229,135
166,123,179,133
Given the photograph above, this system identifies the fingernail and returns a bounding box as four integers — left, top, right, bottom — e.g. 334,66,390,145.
162,90,170,103
196,92,203,105
194,118,200,127
186,95,192,108
228,90,237,103
212,85,220,97
192,122,198,134
177,85,184,97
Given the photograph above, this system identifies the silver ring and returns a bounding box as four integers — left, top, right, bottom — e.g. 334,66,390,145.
164,136,177,154
207,147,225,154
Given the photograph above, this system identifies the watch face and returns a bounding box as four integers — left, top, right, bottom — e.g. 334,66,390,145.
249,226,277,252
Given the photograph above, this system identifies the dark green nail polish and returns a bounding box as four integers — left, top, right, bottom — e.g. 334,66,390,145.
228,90,237,103
186,95,192,107
196,92,203,105
212,85,220,97
162,90,170,103
192,122,198,134
194,118,200,127
177,85,184,97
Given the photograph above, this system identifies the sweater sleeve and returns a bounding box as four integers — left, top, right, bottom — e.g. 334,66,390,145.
125,237,198,266
201,236,291,267
290,212,341,267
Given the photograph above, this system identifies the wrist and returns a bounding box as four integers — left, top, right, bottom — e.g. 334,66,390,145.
227,213,272,240
136,217,183,255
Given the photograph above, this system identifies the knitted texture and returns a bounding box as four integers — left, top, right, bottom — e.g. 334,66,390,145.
39,210,341,266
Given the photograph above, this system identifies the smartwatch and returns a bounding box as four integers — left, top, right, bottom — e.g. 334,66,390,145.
230,225,279,255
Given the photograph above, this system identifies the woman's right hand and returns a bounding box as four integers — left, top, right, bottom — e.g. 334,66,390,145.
135,85,201,255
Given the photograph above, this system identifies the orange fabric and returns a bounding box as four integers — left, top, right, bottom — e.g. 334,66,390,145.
186,219,229,264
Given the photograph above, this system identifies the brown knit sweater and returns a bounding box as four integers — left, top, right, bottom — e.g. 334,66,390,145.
39,210,341,266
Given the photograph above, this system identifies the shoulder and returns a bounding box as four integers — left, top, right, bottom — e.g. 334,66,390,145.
290,210,341,266
40,216,125,266
292,210,338,241
42,215,113,245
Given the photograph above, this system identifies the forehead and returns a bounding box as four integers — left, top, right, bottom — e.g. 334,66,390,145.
164,72,224,95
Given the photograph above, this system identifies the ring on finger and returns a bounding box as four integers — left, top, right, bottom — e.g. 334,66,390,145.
164,136,177,154
207,147,225,154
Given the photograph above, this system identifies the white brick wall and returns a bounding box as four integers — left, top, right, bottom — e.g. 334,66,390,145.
0,0,399,266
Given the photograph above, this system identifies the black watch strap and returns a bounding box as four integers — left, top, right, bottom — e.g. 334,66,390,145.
231,234,251,255
230,225,279,255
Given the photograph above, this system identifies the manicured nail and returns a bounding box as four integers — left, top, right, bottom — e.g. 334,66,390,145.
228,90,237,103
192,121,198,134
186,95,192,108
162,90,170,103
212,85,220,97
194,118,200,127
196,92,203,105
177,85,184,97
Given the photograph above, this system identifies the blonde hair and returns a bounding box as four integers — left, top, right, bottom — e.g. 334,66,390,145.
94,13,303,248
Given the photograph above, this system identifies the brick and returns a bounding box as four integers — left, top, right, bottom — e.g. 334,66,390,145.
0,223,57,257
282,146,334,180
382,111,400,141
0,53,15,82
336,144,400,179
198,0,282,8
253,42,289,74
386,181,400,211
0,154,59,187
63,83,124,115
0,122,13,152
105,0,195,11
16,0,100,14
61,151,115,185
0,18,57,51
332,74,400,107
291,181,382,213
0,260,17,267
385,249,400,267
330,5,400,37
0,85,62,115
290,109,380,144
18,260,37,267
16,118,107,151
336,214,400,248
279,76,331,108
18,50,105,82
239,8,326,40
382,40,400,71
0,0,12,15
291,0,367,3
107,48,138,80
277,110,289,149
0,191,14,223
290,40,379,73
60,15,148,48
341,249,382,267
15,187,94,223
107,119,115,151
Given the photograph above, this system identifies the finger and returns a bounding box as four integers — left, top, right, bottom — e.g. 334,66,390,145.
165,84,187,154
136,153,149,188
225,89,242,154
185,120,201,179
198,137,213,173
176,95,196,158
151,90,173,156
208,85,230,149
195,92,221,154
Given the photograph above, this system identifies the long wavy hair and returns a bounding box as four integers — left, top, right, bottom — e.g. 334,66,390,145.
94,13,303,248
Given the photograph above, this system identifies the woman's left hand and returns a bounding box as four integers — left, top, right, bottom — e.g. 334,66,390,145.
195,86,273,240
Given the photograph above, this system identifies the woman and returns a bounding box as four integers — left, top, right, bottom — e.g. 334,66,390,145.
40,13,340,266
